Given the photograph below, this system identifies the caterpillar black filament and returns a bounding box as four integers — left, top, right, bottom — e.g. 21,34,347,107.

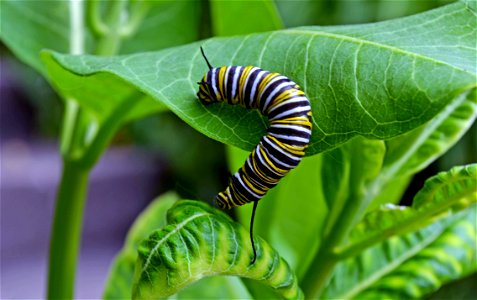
197,47,312,263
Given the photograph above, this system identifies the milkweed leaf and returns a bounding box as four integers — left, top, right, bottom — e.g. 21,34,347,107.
338,164,477,257
40,0,476,155
323,205,477,299
132,200,303,300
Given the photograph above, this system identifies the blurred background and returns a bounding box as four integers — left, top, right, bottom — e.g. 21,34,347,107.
1,0,474,298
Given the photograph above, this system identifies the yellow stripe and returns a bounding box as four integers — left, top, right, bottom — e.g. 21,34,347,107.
257,72,279,99
268,135,306,156
259,146,288,174
242,175,267,195
217,67,227,100
249,153,276,184
238,66,254,103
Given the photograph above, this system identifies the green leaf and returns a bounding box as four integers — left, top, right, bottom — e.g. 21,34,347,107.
353,206,477,299
323,206,477,299
210,0,283,36
133,200,303,300
382,88,477,181
104,193,252,299
338,164,477,258
103,192,179,299
40,1,476,155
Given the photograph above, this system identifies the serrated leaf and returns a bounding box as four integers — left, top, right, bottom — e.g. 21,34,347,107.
338,164,477,256
323,206,477,299
103,192,178,299
133,200,303,300
40,1,476,155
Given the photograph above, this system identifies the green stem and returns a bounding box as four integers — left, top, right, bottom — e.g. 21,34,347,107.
87,0,109,36
301,190,369,298
94,0,128,55
47,161,89,299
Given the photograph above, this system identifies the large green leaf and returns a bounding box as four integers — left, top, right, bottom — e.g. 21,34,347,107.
322,205,477,299
337,164,477,257
133,200,303,299
40,0,476,155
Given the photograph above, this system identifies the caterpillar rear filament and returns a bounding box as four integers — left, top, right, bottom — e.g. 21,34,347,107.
196,47,312,264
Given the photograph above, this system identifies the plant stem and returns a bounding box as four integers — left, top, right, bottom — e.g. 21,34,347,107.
47,161,89,299
301,190,369,298
94,0,128,55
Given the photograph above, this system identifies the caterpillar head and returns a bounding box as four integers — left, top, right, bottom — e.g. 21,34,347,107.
197,75,215,104
197,46,217,104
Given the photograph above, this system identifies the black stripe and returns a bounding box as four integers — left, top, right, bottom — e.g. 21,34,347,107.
268,100,311,120
261,137,301,168
243,68,261,108
225,66,235,101
268,125,311,140
259,79,294,113
251,146,284,181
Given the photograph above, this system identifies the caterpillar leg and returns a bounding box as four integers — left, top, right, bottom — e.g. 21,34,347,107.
250,199,259,264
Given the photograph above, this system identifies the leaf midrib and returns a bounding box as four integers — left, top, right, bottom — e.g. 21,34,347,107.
283,29,475,76
339,222,446,299
140,212,209,276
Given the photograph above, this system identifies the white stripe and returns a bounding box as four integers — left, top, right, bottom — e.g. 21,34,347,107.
267,96,309,114
261,144,296,169
258,75,288,100
269,132,310,143
262,81,296,111
234,173,261,198
223,67,232,99
211,68,219,98
269,105,311,120
263,136,301,161
241,67,260,102
255,144,283,176
231,66,242,100
250,70,268,107
269,123,312,135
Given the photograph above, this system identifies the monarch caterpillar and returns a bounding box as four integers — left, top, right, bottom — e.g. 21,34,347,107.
197,47,312,263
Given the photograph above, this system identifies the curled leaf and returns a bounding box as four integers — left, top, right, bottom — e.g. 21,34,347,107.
338,164,477,257
133,200,303,300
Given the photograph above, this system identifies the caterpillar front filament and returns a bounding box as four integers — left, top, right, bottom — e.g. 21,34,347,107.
197,47,312,263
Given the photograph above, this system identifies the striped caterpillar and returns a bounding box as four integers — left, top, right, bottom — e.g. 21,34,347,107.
197,47,312,263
